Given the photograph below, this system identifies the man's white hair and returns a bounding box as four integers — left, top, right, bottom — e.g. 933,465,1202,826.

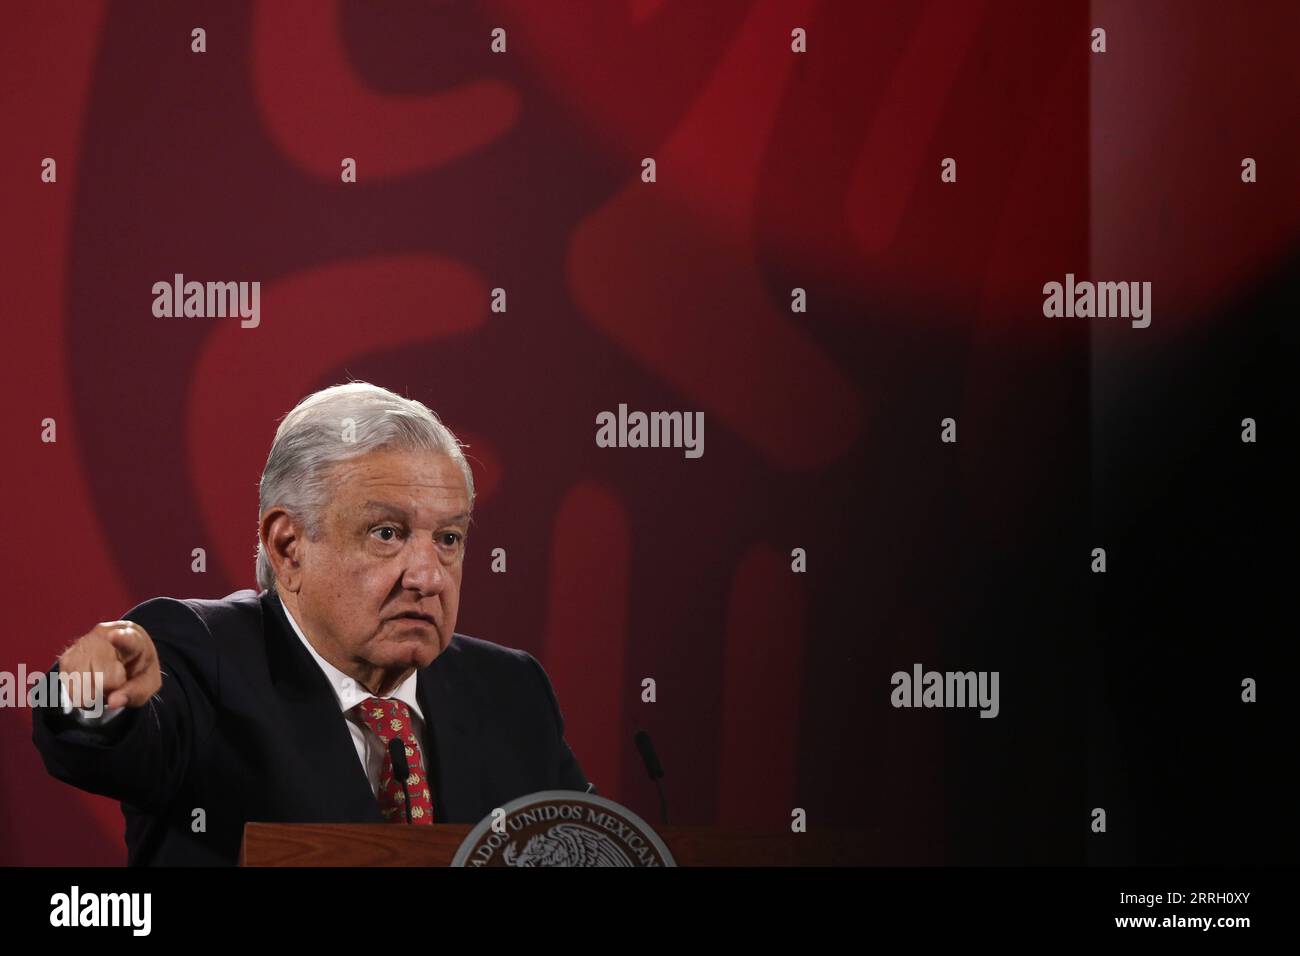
255,381,474,592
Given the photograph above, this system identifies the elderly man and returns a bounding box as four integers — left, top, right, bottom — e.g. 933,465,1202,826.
32,382,590,865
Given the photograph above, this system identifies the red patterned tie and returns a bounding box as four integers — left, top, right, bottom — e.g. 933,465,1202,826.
352,697,436,824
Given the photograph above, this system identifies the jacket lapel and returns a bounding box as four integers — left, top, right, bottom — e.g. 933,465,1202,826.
261,591,383,823
418,640,486,824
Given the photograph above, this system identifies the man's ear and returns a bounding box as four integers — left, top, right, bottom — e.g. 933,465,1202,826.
261,508,306,593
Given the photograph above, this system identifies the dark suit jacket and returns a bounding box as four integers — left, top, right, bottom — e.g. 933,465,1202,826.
31,588,590,865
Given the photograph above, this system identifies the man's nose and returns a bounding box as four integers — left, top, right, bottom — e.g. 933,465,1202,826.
402,535,447,595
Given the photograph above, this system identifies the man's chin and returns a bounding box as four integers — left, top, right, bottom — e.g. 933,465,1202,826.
380,632,442,668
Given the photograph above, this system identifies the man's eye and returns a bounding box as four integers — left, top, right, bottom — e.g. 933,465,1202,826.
438,532,463,548
373,526,401,542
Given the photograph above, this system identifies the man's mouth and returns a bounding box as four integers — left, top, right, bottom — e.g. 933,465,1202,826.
390,611,436,626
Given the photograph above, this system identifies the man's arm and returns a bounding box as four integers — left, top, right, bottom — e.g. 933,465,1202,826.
524,653,593,794
31,598,219,811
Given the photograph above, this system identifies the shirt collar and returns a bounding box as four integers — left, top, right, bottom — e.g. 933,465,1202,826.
276,593,425,723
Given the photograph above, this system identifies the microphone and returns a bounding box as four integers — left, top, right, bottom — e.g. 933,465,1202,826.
634,730,668,826
388,737,413,824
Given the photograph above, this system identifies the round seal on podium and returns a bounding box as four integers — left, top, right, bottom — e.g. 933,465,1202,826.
451,791,676,867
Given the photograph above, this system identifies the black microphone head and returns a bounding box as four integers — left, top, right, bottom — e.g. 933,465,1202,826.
388,737,410,780
633,730,664,780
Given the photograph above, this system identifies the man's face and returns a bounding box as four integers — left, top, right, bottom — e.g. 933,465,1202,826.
293,447,470,678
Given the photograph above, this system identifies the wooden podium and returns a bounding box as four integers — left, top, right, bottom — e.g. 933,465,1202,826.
241,823,876,866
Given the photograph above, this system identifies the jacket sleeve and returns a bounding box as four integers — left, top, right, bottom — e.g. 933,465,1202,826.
524,653,593,794
30,597,220,812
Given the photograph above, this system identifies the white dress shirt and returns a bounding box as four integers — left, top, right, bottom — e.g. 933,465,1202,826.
60,595,431,799
277,596,430,798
